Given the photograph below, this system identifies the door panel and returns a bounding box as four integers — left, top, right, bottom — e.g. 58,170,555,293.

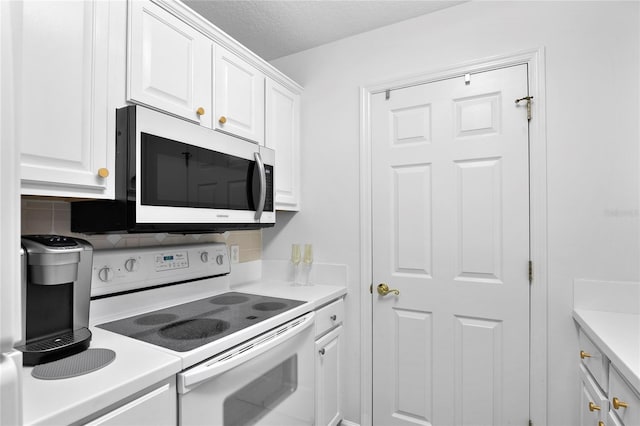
372,64,530,426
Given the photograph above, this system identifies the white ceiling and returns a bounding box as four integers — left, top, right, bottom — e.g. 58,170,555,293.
183,1,466,61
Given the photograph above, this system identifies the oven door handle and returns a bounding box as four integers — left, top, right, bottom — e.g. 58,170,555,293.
178,312,314,394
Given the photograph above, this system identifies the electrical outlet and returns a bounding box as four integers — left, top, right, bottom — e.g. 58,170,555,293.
230,245,240,264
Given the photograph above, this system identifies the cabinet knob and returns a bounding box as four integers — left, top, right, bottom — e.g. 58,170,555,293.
219,116,227,124
588,402,601,412
196,107,205,116
319,348,325,355
330,314,337,321
580,350,591,359
613,397,629,410
97,168,109,178
598,422,604,426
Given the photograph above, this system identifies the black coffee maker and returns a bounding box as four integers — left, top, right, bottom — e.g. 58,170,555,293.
16,235,93,366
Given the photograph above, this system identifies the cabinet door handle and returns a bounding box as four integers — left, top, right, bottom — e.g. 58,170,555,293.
330,315,337,321
319,348,325,355
580,350,591,359
97,168,109,178
613,397,629,410
219,116,227,124
588,402,601,412
196,107,205,116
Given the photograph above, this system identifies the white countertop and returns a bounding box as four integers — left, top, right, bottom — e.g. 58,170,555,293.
22,277,346,425
22,327,182,426
573,309,640,393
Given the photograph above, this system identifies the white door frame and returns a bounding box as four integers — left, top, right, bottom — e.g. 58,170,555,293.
359,48,547,425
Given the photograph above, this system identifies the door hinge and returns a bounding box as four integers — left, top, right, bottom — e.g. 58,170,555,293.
515,96,534,121
385,89,391,100
528,261,533,284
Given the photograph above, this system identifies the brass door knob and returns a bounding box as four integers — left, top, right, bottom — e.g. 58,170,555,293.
219,116,227,124
97,168,109,178
580,350,591,359
588,402,601,412
196,107,205,116
613,397,629,410
377,283,400,296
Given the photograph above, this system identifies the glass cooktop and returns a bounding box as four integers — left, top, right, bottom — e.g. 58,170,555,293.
97,292,305,352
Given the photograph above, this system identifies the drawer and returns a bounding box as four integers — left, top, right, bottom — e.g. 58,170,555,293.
579,328,609,391
609,366,640,426
580,364,608,425
315,298,344,338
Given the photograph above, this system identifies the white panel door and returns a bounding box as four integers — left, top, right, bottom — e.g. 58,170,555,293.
128,0,212,127
266,79,301,210
215,45,265,144
372,65,530,426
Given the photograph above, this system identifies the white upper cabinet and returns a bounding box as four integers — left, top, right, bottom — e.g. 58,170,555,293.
17,0,125,198
266,79,301,210
128,0,212,127
214,45,265,144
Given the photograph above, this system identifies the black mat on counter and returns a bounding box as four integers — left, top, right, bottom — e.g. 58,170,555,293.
32,348,116,380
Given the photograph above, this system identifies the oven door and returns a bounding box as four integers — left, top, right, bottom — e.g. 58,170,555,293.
177,313,315,426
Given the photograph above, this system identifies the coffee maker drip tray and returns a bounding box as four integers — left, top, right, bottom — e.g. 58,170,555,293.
97,292,305,352
15,327,92,366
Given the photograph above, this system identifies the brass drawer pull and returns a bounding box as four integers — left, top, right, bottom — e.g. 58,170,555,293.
580,350,591,359
613,397,629,410
588,402,601,412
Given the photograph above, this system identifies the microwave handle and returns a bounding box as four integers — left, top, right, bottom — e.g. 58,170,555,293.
254,152,266,220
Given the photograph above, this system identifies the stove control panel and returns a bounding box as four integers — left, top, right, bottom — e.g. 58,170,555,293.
91,243,230,297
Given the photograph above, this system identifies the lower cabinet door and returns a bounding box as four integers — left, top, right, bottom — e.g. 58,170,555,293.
315,326,342,426
84,378,176,426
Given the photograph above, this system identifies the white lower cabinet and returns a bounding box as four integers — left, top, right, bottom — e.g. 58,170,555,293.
15,0,125,198
314,298,344,426
83,378,176,426
577,326,640,426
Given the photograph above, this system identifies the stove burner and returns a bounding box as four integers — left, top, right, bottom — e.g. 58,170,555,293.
134,313,179,326
252,302,287,312
159,319,230,340
209,295,250,305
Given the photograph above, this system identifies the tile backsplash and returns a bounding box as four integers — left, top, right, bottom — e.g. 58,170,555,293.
21,198,261,262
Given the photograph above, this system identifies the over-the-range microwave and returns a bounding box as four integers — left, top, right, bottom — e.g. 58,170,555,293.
71,105,275,234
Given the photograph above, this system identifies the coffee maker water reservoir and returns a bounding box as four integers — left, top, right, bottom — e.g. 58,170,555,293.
17,236,93,366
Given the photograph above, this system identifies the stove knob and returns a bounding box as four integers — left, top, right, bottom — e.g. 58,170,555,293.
216,254,225,265
124,258,139,272
98,266,114,282
200,252,209,263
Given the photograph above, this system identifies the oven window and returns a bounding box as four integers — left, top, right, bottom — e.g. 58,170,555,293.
141,132,259,210
223,355,298,426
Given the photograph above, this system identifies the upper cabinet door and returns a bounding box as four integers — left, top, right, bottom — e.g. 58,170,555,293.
214,46,265,144
128,0,212,127
17,0,125,198
265,79,301,211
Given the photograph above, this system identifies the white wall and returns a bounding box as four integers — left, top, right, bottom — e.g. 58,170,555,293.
264,1,640,424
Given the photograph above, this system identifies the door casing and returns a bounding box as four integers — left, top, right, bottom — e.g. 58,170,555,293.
359,48,548,426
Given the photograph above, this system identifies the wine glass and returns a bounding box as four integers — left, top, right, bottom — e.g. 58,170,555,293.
302,244,313,285
291,244,301,284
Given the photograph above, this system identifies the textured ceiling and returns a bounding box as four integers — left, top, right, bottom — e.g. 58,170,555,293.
183,1,466,61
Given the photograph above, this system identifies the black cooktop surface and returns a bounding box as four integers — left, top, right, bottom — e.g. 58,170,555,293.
97,292,305,352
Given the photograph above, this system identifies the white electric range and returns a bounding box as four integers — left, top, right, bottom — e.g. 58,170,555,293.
90,243,316,426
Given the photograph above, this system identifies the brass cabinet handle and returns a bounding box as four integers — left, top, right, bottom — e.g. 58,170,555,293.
588,402,601,412
598,422,604,426
219,116,227,124
97,168,109,178
377,283,400,296
580,350,591,359
613,397,629,410
196,107,205,116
